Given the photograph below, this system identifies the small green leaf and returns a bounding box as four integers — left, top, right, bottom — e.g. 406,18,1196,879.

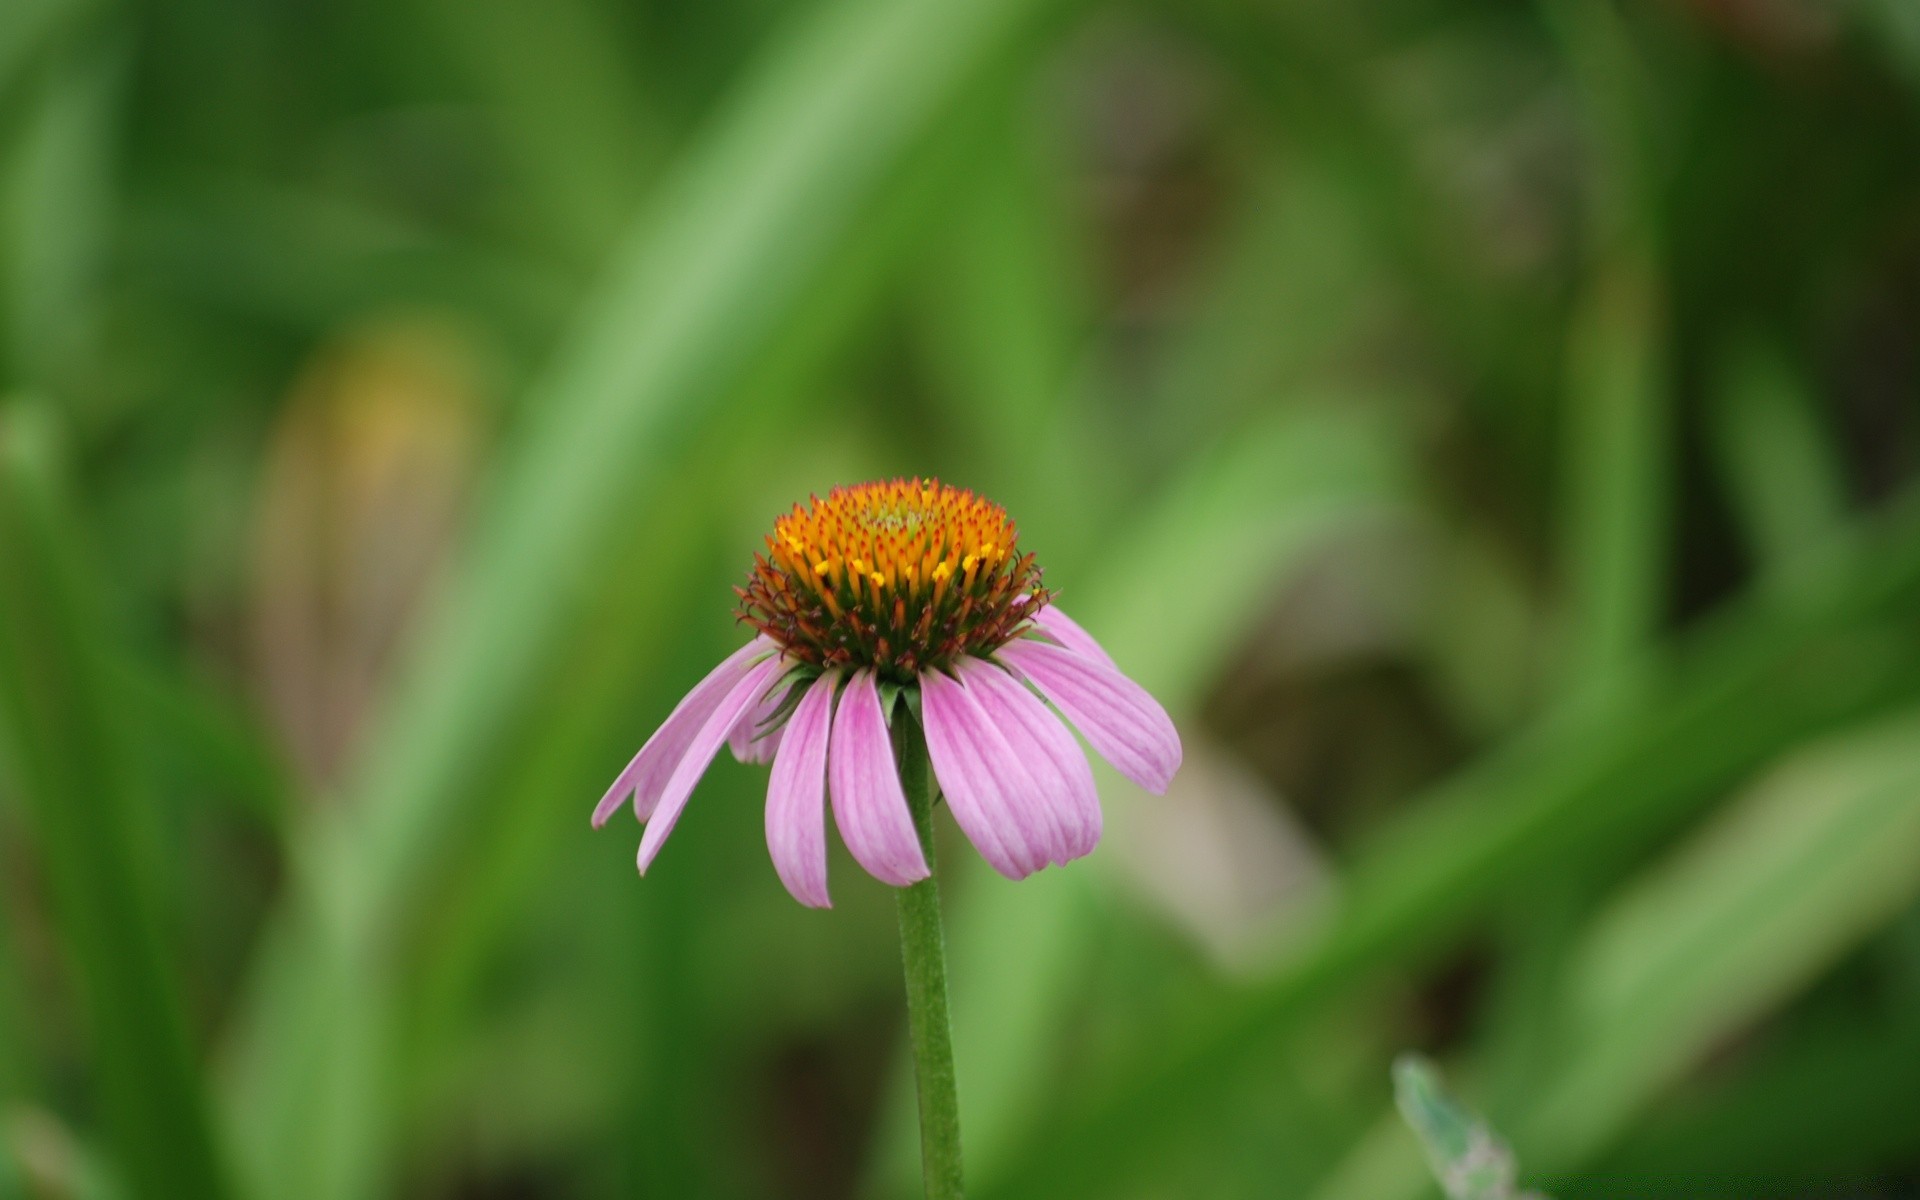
1393,1056,1548,1200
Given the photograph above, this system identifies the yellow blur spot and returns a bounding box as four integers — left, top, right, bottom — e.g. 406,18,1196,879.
813,560,831,576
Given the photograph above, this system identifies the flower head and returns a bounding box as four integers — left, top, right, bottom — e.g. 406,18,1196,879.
737,478,1045,678
593,478,1180,907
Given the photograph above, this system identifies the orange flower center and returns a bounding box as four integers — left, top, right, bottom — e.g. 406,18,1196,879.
736,479,1048,679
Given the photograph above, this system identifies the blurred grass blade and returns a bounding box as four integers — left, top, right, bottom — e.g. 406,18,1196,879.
228,0,1067,1194
0,404,236,1200
1707,334,1850,580
1556,260,1666,699
1393,1056,1548,1200
1540,0,1661,250
1857,0,1920,94
0,0,94,105
1521,706,1920,1171
2,30,120,386
1547,0,1667,700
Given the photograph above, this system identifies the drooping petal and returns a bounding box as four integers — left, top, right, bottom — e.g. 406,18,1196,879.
728,669,794,764
1031,605,1116,669
954,657,1101,864
827,670,929,887
919,668,1060,879
996,638,1181,794
592,637,775,827
765,672,838,908
636,655,788,873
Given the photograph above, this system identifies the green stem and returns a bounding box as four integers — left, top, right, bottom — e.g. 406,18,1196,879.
894,717,965,1199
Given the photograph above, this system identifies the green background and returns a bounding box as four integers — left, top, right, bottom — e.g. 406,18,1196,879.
1,0,1918,1196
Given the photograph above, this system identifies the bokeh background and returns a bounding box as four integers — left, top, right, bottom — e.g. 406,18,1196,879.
2,0,1919,1196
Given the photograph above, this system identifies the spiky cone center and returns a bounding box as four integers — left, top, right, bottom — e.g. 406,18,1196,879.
736,478,1049,682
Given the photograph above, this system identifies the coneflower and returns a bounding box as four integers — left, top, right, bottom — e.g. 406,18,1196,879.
591,478,1180,1198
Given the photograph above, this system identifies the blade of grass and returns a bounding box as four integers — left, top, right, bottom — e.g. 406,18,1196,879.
1543,0,1668,701
0,403,236,1200
1521,708,1920,1172
0,0,95,111
225,0,1072,1194
1554,260,1666,700
1,29,119,389
914,97,1090,490
1706,333,1851,582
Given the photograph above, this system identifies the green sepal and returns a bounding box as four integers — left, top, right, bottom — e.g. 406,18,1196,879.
751,662,820,740
878,678,923,730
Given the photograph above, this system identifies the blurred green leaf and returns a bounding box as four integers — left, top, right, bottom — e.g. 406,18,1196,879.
1521,706,1920,1172
1555,259,1667,699
1,29,119,389
1394,1056,1548,1200
1706,334,1850,582
0,0,95,106
1858,0,1920,94
0,403,236,1200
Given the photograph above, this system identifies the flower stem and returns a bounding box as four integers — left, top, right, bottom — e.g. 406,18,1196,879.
894,717,965,1200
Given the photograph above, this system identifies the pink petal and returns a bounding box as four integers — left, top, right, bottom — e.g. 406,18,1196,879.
953,658,1101,864
1032,605,1116,669
729,670,794,764
996,639,1181,794
592,637,775,827
765,672,838,908
636,655,788,873
827,670,929,887
919,668,1061,880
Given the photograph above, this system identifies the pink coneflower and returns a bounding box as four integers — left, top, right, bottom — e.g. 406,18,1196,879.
591,478,1180,907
